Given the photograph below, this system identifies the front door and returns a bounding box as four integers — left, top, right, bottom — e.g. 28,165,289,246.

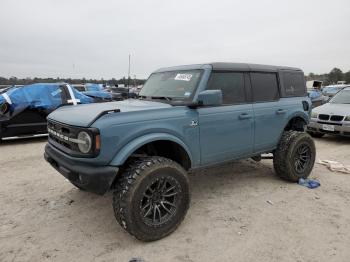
198,71,254,165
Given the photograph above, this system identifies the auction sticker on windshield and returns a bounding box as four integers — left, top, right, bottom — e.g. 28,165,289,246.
175,74,193,81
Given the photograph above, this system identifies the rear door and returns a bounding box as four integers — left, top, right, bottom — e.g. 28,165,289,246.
250,72,289,152
198,71,254,165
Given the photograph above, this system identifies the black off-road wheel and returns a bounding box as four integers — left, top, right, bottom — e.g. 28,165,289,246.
308,131,325,138
274,131,316,182
113,156,190,241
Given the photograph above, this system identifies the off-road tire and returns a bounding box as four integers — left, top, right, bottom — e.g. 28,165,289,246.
113,156,190,241
274,131,316,182
308,131,325,138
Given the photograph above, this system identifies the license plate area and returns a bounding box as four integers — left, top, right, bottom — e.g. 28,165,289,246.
322,124,335,132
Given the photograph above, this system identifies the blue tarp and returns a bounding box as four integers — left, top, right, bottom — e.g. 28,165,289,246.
0,83,94,117
308,89,322,100
85,83,104,92
81,83,114,100
83,90,113,99
322,85,342,96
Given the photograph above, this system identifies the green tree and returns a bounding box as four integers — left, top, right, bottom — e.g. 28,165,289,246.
328,68,343,84
344,71,350,84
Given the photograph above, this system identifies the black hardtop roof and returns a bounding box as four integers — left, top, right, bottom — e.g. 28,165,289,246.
211,62,302,72
154,62,303,73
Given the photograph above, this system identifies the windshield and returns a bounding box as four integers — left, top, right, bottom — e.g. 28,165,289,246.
139,70,202,100
330,89,350,104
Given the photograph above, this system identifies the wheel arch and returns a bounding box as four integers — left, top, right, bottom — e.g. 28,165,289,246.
284,112,309,132
109,133,193,170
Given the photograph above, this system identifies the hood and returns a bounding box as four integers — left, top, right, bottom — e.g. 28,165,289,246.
313,102,350,116
48,99,172,127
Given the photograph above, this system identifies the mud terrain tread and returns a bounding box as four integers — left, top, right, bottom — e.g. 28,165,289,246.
273,131,316,182
113,156,189,241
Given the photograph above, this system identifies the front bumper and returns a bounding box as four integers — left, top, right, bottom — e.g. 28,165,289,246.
307,119,350,136
44,143,118,195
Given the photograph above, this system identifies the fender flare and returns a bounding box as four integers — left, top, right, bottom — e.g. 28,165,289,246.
276,112,309,143
109,133,194,167
286,112,309,126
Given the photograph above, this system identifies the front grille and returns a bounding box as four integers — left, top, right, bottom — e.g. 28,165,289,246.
330,115,344,121
47,120,79,153
318,114,330,120
47,120,99,158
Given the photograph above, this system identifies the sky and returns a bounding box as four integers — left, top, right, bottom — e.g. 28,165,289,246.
0,0,349,79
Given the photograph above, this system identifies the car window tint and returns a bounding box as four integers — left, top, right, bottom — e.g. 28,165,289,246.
282,72,306,97
207,72,246,104
250,73,279,102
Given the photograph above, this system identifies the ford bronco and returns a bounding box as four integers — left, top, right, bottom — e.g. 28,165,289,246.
44,63,316,241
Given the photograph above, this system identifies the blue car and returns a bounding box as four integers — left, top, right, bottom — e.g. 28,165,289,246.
73,83,123,101
322,84,350,97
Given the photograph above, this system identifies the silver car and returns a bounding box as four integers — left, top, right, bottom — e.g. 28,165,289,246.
308,87,350,137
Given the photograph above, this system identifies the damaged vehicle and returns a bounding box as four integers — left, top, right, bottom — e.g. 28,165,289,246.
72,83,123,101
307,80,328,108
44,63,315,241
308,86,350,137
322,84,350,97
106,85,139,99
0,83,95,140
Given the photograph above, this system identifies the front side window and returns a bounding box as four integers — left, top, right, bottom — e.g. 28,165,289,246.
139,70,202,100
206,72,246,104
250,72,279,102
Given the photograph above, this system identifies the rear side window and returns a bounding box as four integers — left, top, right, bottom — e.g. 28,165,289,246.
282,72,306,97
250,72,279,102
207,72,246,104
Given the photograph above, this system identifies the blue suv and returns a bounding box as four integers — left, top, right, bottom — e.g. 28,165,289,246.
44,63,315,241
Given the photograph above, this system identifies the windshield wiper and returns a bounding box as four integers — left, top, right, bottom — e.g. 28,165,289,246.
140,96,173,101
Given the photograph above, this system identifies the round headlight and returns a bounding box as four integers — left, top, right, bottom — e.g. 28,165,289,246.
77,131,92,153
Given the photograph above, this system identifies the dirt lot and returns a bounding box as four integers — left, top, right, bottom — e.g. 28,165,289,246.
1,136,350,262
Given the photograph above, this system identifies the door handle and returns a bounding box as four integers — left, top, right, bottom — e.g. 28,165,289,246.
276,109,287,115
239,113,252,120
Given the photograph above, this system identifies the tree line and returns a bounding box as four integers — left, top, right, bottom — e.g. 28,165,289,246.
0,76,146,86
1,67,349,87
306,68,350,86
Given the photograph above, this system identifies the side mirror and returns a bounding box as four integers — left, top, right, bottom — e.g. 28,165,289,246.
197,90,223,106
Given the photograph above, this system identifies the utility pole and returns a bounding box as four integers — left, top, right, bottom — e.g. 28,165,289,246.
127,54,131,97
128,54,131,86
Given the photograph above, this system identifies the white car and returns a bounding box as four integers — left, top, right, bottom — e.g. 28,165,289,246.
308,87,350,137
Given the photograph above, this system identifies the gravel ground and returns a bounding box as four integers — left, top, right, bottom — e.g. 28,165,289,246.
0,135,350,262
